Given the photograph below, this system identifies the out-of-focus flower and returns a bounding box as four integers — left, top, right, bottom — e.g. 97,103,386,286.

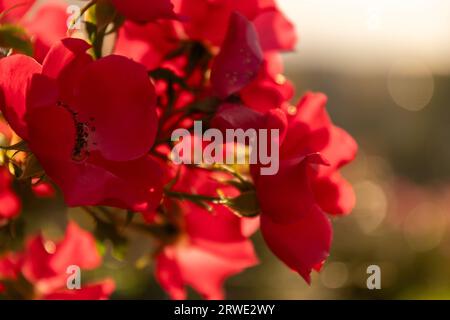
0,38,163,211
31,179,55,198
0,221,114,299
178,0,296,50
155,168,258,299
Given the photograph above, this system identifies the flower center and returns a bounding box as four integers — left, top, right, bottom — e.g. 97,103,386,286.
57,102,97,162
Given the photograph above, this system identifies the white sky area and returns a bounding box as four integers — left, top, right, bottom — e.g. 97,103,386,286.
277,0,450,74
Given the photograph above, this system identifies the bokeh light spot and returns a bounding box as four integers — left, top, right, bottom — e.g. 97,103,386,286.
388,58,434,112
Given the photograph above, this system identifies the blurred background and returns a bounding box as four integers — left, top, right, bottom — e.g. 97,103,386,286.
15,0,450,299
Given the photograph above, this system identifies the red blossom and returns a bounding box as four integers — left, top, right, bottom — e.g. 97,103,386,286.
155,168,258,299
0,38,163,211
178,0,296,50
0,222,114,300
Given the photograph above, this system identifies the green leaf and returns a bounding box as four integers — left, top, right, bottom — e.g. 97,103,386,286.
0,24,33,56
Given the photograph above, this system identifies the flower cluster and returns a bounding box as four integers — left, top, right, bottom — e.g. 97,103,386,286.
0,0,357,299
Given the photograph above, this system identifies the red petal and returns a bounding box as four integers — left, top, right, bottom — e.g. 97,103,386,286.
179,0,276,46
114,21,179,70
320,126,358,175
0,253,22,279
157,239,258,300
31,181,56,198
22,222,101,285
253,9,297,52
22,235,57,282
50,222,101,274
0,54,41,139
42,38,92,79
42,38,93,106
87,155,164,212
313,172,356,215
281,92,331,160
260,206,332,283
27,106,76,161
211,12,263,98
241,56,294,113
0,190,21,219
75,55,158,161
254,154,328,224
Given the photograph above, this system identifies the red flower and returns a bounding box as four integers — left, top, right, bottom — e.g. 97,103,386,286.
0,221,114,300
110,0,178,24
156,168,258,299
179,0,296,50
253,93,357,282
211,92,357,282
0,38,163,211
